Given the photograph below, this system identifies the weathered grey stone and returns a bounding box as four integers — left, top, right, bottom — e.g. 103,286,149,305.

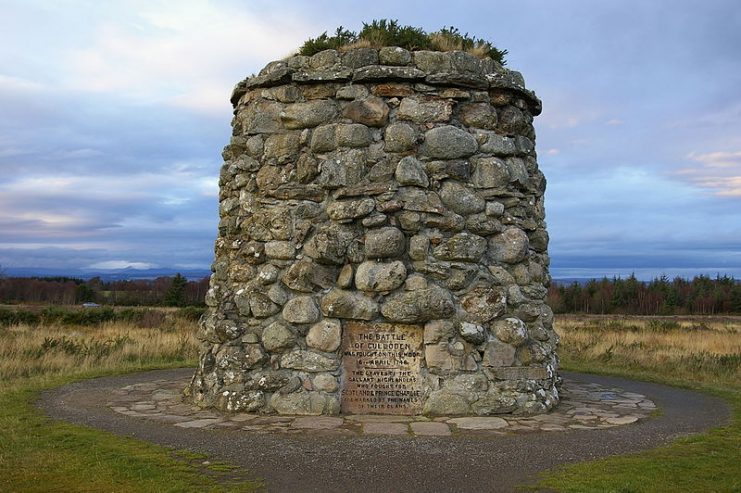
439,181,485,215
270,391,335,415
280,100,338,129
395,156,429,187
216,344,266,371
432,233,487,262
459,322,486,345
217,391,266,413
336,264,354,288
341,48,378,68
365,227,405,258
409,234,430,260
471,157,510,188
320,289,379,320
487,366,549,380
263,132,301,164
379,46,412,65
281,260,336,292
249,293,281,318
282,296,320,324
242,100,283,134
342,96,389,127
459,103,498,130
425,342,464,371
444,373,489,394
264,240,295,260
262,322,296,352
397,97,453,123
490,227,529,264
496,105,527,134
413,51,453,73
337,123,371,148
312,373,339,392
267,284,289,305
327,198,376,221
461,286,507,323
335,85,369,100
424,320,455,344
355,260,407,292
475,131,518,155
280,350,338,372
404,274,428,290
310,124,337,152
492,317,529,346
308,50,339,69
292,68,353,83
384,122,416,152
381,285,455,323
398,188,445,213
255,165,291,191
426,72,488,89
423,390,470,415
506,157,529,187
233,290,251,316
318,149,366,189
258,264,280,284
529,229,549,253
486,201,505,216
304,223,357,265
306,318,342,352
425,160,470,181
472,392,517,415
482,340,516,367
353,65,426,81
421,125,478,159
466,213,503,236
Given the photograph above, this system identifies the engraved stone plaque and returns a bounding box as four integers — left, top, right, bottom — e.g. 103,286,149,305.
341,322,424,415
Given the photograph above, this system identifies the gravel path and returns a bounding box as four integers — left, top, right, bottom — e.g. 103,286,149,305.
38,369,730,493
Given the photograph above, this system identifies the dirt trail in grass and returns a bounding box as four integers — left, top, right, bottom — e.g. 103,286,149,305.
38,368,730,493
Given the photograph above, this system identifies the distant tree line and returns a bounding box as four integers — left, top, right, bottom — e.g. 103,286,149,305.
0,274,209,307
548,274,741,315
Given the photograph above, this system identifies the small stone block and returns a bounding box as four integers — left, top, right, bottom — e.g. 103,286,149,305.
410,421,452,436
363,422,409,435
292,416,345,429
447,417,508,430
174,418,222,428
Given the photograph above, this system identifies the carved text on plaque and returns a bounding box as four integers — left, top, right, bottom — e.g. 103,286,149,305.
341,322,423,415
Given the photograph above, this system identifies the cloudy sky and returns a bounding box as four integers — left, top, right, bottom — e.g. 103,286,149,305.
1,0,739,279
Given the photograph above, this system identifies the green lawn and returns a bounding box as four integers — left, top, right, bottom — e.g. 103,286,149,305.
0,365,262,493
529,315,741,493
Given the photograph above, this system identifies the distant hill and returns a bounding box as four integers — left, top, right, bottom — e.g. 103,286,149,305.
3,267,211,281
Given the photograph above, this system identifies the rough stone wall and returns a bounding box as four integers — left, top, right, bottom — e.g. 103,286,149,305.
186,46,559,416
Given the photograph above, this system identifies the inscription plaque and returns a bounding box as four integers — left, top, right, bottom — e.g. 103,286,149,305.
341,322,423,415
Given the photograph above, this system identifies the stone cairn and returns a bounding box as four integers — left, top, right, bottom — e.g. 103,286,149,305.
186,46,559,416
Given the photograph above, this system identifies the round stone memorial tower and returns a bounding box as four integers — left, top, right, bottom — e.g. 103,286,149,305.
186,46,559,416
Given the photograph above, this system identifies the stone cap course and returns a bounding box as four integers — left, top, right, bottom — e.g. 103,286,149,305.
231,47,541,115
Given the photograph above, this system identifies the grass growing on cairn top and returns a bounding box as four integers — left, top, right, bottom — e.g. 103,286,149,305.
298,19,508,65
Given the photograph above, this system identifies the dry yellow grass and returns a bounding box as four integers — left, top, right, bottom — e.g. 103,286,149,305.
555,315,741,388
0,315,199,381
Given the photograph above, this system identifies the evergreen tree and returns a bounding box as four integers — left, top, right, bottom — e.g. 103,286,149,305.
164,273,188,307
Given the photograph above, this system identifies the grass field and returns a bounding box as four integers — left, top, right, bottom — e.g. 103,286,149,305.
1,308,739,492
0,307,261,493
530,314,741,492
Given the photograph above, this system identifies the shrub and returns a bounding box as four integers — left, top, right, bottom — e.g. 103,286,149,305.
298,19,507,65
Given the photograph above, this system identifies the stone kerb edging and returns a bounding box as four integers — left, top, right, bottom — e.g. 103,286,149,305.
113,375,655,436
230,47,542,115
